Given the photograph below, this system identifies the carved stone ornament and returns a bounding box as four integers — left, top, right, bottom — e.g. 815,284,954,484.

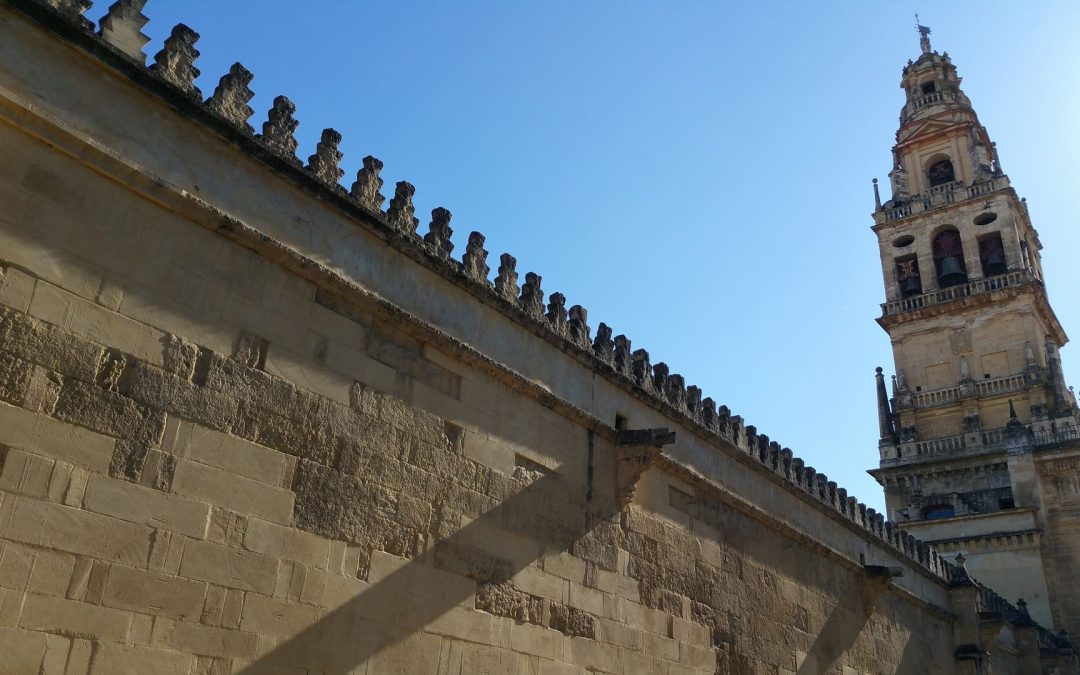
350,156,385,212
387,181,420,233
257,95,301,166
462,232,490,283
494,254,518,302
98,0,150,62
151,24,202,99
206,62,255,133
615,428,676,508
306,129,345,187
424,207,454,257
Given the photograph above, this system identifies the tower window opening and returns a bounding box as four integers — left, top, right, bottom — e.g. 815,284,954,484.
927,159,955,187
933,229,968,287
895,255,922,297
922,504,955,520
979,233,1007,277
920,81,937,95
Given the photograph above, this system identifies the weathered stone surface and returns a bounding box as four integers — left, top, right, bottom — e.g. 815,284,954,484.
98,0,150,63
350,155,385,212
494,254,519,303
0,307,104,382
475,581,543,624
549,601,596,638
54,378,165,447
257,95,301,166
205,62,255,133
424,207,454,258
387,181,420,233
150,24,201,99
306,129,344,187
462,232,490,283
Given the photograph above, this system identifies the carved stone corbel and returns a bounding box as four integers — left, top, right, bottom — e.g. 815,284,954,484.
615,428,676,508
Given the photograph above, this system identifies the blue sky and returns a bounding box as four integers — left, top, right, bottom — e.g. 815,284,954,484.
135,2,1080,511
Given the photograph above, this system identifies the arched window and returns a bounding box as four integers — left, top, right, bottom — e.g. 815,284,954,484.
922,504,955,520
979,234,1007,276
933,229,968,287
896,256,922,297
927,158,955,187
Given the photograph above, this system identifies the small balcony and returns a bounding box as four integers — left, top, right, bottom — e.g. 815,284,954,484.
881,269,1037,317
876,176,1009,224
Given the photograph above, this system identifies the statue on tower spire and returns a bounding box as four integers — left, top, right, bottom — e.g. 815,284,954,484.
915,15,932,54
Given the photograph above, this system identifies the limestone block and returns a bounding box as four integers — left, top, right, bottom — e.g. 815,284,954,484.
88,642,195,675
0,265,36,312
0,542,33,589
243,518,331,568
178,540,278,594
186,424,288,485
82,473,210,539
0,402,115,472
594,568,641,603
0,446,54,497
1,496,152,566
155,619,259,660
220,589,244,630
568,582,605,617
19,592,133,640
239,593,320,636
66,638,93,674
265,345,353,407
513,565,569,604
601,618,645,651
537,661,587,675
27,548,75,597
0,625,46,672
41,633,70,675
29,281,167,366
569,635,619,673
172,459,293,524
679,640,715,669
644,631,681,662
510,621,559,659
418,604,492,643
323,340,397,394
102,564,206,620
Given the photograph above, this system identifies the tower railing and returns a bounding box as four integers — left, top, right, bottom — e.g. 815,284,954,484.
881,269,1036,316
886,423,1080,463
881,175,1009,222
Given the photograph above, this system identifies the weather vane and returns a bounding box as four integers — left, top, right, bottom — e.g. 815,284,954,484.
915,13,932,54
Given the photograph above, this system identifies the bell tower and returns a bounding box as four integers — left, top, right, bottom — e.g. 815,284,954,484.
868,24,1080,636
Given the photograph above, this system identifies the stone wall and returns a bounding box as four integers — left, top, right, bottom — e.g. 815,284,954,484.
0,1,1073,673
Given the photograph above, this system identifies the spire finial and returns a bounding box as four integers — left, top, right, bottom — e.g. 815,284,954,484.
915,15,932,54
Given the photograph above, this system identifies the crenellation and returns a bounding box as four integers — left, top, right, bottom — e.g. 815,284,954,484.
462,232,490,284
423,207,454,258
651,362,669,402
612,335,632,376
205,62,255,134
567,305,590,350
350,156,386,212
592,322,614,364
40,0,91,30
305,129,345,189
685,385,702,421
666,374,686,411
515,272,543,321
386,181,420,233
256,95,301,166
700,397,716,430
150,24,201,100
97,0,148,63
545,293,568,336
493,254,519,303
630,349,652,391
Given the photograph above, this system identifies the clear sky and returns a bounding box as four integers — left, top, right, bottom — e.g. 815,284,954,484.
137,2,1080,512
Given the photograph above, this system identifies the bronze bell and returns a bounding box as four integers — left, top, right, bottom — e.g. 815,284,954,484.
900,276,922,297
984,251,1007,276
937,255,967,287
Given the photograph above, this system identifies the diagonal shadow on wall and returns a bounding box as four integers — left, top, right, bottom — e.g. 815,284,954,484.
239,467,617,673
795,573,890,675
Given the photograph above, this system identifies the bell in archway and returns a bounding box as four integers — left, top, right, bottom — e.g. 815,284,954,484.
900,276,922,297
983,251,1007,276
937,256,967,287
